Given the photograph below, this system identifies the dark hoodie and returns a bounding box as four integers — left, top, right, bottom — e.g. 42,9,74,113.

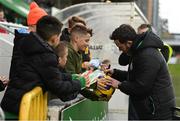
112,31,175,119
1,32,82,115
118,31,171,66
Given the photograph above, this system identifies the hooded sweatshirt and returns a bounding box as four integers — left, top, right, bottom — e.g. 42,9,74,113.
112,31,175,119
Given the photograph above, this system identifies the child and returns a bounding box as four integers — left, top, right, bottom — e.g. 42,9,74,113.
65,23,92,74
1,16,88,116
54,41,68,73
9,2,48,81
60,16,91,71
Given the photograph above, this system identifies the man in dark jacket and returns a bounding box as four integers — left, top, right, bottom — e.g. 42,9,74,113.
1,16,87,115
103,24,175,119
118,24,173,66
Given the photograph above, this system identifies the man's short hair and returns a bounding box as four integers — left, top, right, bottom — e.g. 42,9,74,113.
36,16,63,41
138,24,152,31
110,24,137,43
68,16,86,28
70,23,92,37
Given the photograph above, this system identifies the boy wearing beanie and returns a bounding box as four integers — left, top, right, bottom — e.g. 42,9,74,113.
27,2,48,32
9,2,47,82
1,16,89,117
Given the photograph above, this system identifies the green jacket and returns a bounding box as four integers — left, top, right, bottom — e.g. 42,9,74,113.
65,43,82,74
65,43,100,101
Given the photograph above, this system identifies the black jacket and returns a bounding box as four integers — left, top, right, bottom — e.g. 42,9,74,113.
1,32,82,114
9,30,28,80
118,52,130,66
60,28,71,42
112,31,175,119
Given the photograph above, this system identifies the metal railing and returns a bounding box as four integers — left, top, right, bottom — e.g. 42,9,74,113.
19,87,47,120
0,21,28,34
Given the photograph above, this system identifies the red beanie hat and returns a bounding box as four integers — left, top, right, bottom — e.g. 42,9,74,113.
27,2,48,26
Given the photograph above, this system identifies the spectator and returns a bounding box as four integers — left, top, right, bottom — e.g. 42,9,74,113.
9,2,48,81
54,41,68,73
27,2,48,32
1,16,88,116
0,8,7,33
65,23,92,74
54,42,83,101
64,23,100,101
60,16,91,70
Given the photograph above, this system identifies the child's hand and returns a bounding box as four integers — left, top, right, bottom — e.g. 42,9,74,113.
82,61,91,70
0,76,9,86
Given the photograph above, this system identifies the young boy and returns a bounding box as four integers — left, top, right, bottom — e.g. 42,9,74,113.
54,42,83,101
60,16,91,70
9,2,48,81
65,23,92,74
1,16,88,115
54,41,68,73
64,24,101,100
60,16,86,42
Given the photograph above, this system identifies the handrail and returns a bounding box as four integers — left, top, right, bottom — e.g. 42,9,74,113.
0,21,28,29
19,86,47,120
0,21,28,34
0,24,14,34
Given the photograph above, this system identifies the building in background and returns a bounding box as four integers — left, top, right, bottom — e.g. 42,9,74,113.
135,0,160,35
0,0,161,34
0,0,29,25
52,0,160,34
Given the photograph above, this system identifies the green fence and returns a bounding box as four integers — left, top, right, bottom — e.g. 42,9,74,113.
60,99,108,120
169,64,180,107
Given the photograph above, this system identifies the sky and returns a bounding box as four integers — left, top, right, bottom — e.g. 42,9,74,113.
159,0,180,33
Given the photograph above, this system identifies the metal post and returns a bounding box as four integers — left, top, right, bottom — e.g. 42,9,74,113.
130,2,135,26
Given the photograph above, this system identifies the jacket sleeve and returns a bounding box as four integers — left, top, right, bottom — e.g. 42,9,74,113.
118,53,130,66
65,52,76,74
32,55,82,99
119,54,161,96
111,69,128,82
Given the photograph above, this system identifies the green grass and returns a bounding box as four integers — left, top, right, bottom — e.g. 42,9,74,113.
169,64,180,107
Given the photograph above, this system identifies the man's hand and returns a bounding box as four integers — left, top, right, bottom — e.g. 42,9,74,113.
104,69,114,76
106,77,121,89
